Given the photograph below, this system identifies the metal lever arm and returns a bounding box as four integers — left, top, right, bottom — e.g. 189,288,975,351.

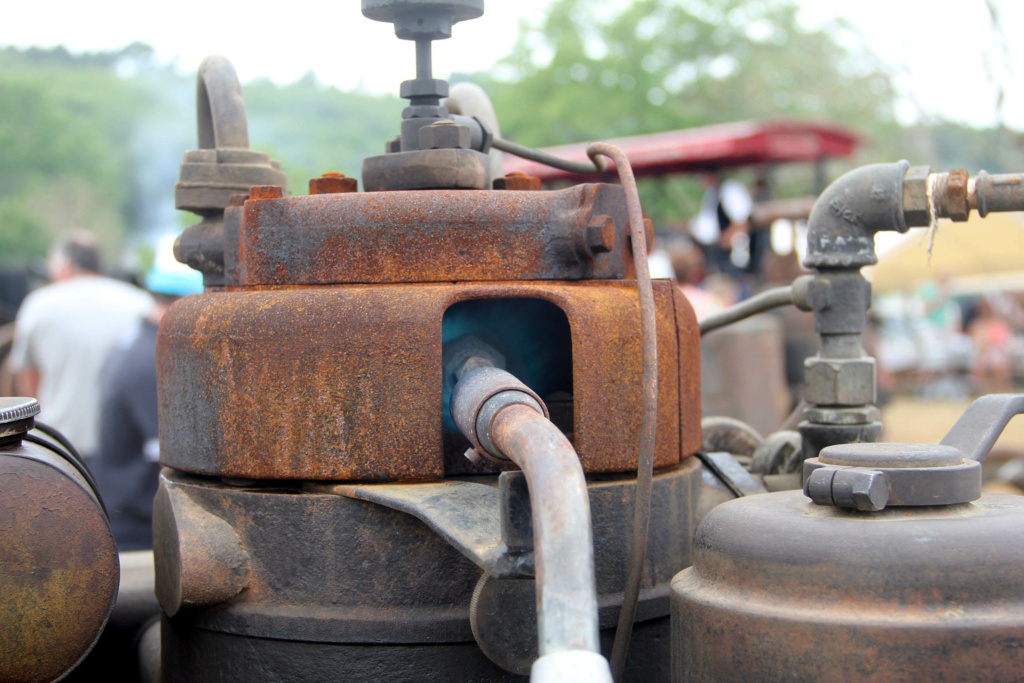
939,394,1024,462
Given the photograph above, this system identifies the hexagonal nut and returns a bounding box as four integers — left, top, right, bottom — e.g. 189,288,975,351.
902,165,932,228
938,169,970,222
583,214,616,256
831,468,889,511
419,121,471,150
804,357,876,406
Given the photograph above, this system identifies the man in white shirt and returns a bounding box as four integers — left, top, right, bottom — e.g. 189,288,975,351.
9,230,153,459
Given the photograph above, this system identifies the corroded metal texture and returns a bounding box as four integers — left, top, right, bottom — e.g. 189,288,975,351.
154,459,698,679
158,280,697,481
671,491,1024,682
230,184,631,286
0,443,119,682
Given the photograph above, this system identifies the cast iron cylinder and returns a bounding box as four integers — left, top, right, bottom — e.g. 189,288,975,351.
670,490,1024,682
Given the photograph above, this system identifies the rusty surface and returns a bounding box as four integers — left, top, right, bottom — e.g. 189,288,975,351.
673,286,702,458
672,491,1024,682
0,444,119,682
493,172,542,191
309,172,358,195
233,184,630,286
249,184,283,200
937,168,970,221
158,280,692,481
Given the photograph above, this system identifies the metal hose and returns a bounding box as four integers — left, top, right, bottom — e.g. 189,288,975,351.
698,285,794,336
492,137,607,175
586,142,658,683
489,403,602,656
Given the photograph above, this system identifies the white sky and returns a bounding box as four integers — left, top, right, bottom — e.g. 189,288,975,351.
2,0,1022,130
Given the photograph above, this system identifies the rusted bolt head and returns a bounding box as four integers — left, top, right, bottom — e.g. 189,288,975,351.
249,185,283,200
939,169,970,222
419,119,471,150
584,215,616,255
493,172,541,191
309,173,358,195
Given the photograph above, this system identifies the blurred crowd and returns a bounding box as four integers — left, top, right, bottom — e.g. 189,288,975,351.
873,278,1024,399
1,230,202,552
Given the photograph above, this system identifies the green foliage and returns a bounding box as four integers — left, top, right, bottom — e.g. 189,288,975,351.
243,76,403,193
464,0,1024,223
477,0,897,148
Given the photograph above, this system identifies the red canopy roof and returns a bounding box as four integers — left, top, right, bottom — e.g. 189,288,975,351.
502,119,860,182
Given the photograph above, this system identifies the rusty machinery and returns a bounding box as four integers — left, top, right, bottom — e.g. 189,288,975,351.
5,1,1024,681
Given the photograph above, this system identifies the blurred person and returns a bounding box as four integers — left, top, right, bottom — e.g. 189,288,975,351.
914,274,970,397
690,173,754,279
968,297,1014,394
95,243,203,551
8,230,152,458
670,239,724,320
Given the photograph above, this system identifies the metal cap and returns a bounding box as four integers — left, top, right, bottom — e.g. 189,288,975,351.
0,397,40,425
805,442,981,511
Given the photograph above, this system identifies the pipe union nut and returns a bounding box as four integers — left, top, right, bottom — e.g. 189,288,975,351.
805,357,876,406
451,367,548,458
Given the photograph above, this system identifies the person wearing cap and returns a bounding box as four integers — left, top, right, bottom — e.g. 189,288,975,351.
95,241,203,551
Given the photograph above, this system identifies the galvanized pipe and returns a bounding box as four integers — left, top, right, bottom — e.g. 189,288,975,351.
488,403,601,657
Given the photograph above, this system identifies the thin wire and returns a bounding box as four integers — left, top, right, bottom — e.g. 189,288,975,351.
587,142,657,683
493,136,607,175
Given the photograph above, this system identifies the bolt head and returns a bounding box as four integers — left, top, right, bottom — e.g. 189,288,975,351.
833,469,890,511
419,120,471,150
249,185,283,200
309,174,358,195
584,215,616,255
494,173,541,191
804,356,876,406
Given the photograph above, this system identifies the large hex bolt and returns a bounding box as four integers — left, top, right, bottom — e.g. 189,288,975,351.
805,467,890,511
804,356,876,406
419,119,471,150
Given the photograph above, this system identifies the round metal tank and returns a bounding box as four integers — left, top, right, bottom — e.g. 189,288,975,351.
0,398,119,682
671,490,1024,682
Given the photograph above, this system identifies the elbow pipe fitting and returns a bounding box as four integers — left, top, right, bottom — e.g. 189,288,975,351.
803,160,910,270
450,366,548,460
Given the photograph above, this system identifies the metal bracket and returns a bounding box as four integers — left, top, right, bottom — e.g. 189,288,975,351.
940,393,1024,462
696,452,767,498
309,480,534,578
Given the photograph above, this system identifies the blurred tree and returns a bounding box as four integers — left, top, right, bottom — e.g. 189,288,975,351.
476,0,897,148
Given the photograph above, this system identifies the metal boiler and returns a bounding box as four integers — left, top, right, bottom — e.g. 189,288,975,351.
5,1,1024,681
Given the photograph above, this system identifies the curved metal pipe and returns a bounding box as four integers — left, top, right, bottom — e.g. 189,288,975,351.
488,403,601,657
699,285,794,336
